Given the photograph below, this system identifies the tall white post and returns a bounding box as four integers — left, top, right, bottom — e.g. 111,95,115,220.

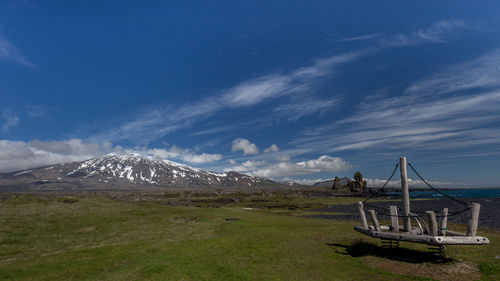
357,202,368,229
467,203,480,237
440,208,448,236
400,157,411,232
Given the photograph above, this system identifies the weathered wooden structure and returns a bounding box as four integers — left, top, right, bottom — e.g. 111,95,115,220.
354,157,490,246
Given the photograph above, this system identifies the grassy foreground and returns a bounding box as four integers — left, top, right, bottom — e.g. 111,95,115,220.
0,194,498,280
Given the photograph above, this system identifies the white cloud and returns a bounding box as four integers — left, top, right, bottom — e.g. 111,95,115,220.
231,138,259,155
29,139,111,155
263,144,279,153
0,34,36,67
223,160,267,173
278,176,467,187
365,178,469,188
279,177,331,185
1,109,19,132
278,155,291,162
224,155,352,178
221,74,293,107
272,176,467,187
0,139,110,172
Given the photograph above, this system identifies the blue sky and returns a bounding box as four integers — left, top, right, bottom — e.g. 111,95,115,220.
1,1,500,186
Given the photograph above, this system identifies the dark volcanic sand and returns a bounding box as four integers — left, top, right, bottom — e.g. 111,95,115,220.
306,197,500,230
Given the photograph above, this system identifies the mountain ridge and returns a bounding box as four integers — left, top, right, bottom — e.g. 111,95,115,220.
0,154,287,191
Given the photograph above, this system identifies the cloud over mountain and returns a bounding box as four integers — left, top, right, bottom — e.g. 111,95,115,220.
232,138,259,155
224,155,352,178
264,144,279,153
0,139,222,172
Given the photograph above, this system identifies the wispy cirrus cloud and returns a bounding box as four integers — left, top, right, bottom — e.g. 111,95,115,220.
90,19,471,145
90,50,368,143
80,18,481,181
273,98,336,122
0,33,36,67
379,19,470,46
288,48,500,159
25,105,61,118
404,49,500,96
1,108,19,132
329,19,470,47
325,32,380,43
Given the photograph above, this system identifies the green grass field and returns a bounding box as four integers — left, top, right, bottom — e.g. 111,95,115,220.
0,194,498,280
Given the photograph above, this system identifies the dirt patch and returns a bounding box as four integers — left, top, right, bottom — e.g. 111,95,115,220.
362,256,480,281
174,216,199,222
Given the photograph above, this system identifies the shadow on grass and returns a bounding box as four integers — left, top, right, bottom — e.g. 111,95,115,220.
328,240,453,264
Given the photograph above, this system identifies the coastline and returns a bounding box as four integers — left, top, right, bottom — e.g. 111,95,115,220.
307,197,500,230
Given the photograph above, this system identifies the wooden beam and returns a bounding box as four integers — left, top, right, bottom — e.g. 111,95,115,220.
426,211,438,236
440,208,448,236
357,202,368,229
354,226,490,245
467,203,480,237
379,225,420,235
368,209,381,231
400,157,411,232
389,205,399,232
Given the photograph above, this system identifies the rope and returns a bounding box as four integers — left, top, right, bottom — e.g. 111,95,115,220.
409,207,471,217
359,160,471,218
410,212,425,234
407,162,468,206
362,163,399,203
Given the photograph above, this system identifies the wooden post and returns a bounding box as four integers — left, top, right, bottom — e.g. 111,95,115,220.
440,208,448,236
426,211,438,236
467,203,480,237
357,202,368,229
400,157,411,232
368,209,381,231
389,205,399,232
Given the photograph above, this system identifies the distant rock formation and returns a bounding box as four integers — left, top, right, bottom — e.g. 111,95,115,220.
346,171,367,193
332,176,342,190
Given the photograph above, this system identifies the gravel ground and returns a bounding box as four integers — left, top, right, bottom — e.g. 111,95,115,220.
306,197,500,230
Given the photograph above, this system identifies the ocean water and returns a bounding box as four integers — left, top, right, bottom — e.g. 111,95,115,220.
388,188,500,199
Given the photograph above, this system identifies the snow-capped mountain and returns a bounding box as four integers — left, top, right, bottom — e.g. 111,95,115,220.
0,154,280,191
